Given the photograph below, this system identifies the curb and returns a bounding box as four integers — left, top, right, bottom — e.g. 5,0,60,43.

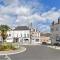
47,46,60,50
22,44,41,46
0,47,26,56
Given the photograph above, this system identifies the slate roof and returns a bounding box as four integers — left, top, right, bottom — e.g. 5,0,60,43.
14,26,30,30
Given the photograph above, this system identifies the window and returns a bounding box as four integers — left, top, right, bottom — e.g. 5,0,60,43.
27,34,29,38
56,36,60,42
51,28,54,31
21,34,22,37
24,39,28,41
36,39,39,42
8,34,11,37
9,34,11,36
24,34,26,38
13,37,19,42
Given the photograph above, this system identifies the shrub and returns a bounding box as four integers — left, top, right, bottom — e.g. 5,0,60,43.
0,43,17,51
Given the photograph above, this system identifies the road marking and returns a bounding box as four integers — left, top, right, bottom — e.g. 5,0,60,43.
4,55,12,60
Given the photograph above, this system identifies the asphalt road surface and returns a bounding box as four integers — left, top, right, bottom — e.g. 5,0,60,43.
0,45,60,60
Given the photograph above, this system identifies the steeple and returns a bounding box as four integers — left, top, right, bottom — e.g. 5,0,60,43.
29,22,33,29
52,21,54,25
58,17,60,24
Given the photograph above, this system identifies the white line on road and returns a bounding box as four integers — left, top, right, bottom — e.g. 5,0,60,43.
4,55,11,60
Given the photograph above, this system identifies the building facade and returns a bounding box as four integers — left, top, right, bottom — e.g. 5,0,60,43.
6,26,41,45
6,26,30,45
30,28,41,44
40,33,51,44
50,18,60,44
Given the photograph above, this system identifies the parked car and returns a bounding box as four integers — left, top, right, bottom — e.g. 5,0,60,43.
42,42,47,45
54,43,60,46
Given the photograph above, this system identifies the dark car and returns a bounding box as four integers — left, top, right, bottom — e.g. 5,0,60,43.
42,42,47,45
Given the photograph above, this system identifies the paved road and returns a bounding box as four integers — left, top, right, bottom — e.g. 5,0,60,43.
0,45,60,60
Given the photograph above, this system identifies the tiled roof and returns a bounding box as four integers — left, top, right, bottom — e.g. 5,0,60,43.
14,26,30,30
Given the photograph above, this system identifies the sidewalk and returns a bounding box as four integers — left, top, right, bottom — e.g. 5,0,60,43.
47,45,60,50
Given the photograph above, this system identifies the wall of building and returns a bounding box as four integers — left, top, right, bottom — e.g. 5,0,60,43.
40,36,51,44
6,29,41,45
6,30,30,44
51,21,60,44
31,31,41,44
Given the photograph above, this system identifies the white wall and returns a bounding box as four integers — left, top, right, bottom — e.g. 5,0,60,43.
7,30,30,44
6,38,13,42
7,30,30,38
7,30,41,45
13,30,30,38
31,32,41,44
7,31,14,38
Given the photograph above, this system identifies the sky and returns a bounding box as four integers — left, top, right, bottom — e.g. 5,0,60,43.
0,0,60,33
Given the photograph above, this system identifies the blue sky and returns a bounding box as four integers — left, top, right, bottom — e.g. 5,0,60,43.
0,0,60,33
41,0,60,9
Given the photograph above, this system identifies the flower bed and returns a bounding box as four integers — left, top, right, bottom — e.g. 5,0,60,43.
0,43,19,51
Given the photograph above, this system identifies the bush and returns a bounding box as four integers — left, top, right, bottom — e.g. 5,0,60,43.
0,43,17,51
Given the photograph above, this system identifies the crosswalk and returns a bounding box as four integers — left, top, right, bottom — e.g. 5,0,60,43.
0,55,12,60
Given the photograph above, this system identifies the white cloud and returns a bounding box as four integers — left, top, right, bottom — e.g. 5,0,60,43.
0,0,60,32
16,6,31,15
42,7,60,21
16,7,60,24
0,14,15,28
39,25,50,33
0,0,44,27
0,6,60,32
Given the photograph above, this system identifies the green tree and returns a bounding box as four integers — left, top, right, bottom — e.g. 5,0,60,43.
0,25,11,42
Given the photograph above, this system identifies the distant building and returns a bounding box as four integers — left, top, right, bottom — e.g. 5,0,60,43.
29,22,41,44
30,28,41,44
40,33,51,44
50,17,60,44
6,25,41,45
6,26,30,45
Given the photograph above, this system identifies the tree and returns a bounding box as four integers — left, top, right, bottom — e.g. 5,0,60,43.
0,25,11,42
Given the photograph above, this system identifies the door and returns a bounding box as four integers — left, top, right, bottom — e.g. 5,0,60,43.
13,37,19,43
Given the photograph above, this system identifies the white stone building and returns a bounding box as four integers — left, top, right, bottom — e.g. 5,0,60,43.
30,28,41,44
6,26,30,45
50,18,60,44
6,26,41,45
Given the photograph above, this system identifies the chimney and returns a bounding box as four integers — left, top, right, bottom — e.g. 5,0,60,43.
58,17,60,24
52,21,54,25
